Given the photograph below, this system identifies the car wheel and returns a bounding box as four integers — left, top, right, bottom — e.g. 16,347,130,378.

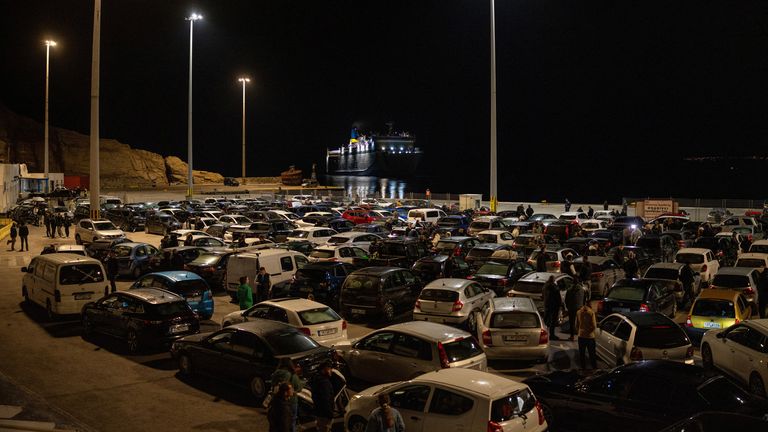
82,314,94,336
75,234,82,245
701,343,713,369
750,373,766,397
22,287,29,304
347,415,367,432
540,402,556,429
46,300,56,321
249,376,267,400
466,310,477,333
126,330,140,353
178,354,194,377
382,302,395,322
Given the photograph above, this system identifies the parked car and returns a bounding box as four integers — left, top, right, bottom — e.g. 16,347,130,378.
596,312,693,367
344,368,547,432
411,255,472,283
432,236,481,258
526,247,579,272
734,253,768,273
170,320,334,399
342,209,376,225
333,321,487,385
434,215,471,235
507,272,581,325
643,262,702,305
105,207,146,232
308,244,369,265
183,250,236,291
468,216,506,236
468,259,535,296
340,267,423,322
40,244,87,256
476,297,549,363
684,289,753,345
275,262,356,309
367,238,431,268
413,278,495,331
130,271,214,319
524,361,768,432
75,219,126,245
112,242,159,278
325,231,382,250
476,229,516,246
220,298,347,346
635,234,679,262
710,267,761,304
596,278,678,319
148,246,209,272
144,213,182,235
287,227,338,245
607,245,656,274
674,247,719,285
407,208,448,226
572,256,626,297
701,319,768,396
82,288,200,353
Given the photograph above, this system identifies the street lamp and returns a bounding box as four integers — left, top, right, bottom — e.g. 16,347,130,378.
238,77,250,179
185,12,203,198
489,0,498,212
43,39,56,193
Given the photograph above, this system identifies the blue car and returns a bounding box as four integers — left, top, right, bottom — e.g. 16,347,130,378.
434,215,471,235
394,206,416,222
130,271,214,320
113,242,160,278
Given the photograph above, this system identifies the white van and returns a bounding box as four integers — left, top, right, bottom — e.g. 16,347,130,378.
225,249,309,299
21,254,109,319
407,208,446,226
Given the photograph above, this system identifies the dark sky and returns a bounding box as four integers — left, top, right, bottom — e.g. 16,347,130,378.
2,1,768,201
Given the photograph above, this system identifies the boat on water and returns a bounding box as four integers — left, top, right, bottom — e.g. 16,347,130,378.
326,123,423,177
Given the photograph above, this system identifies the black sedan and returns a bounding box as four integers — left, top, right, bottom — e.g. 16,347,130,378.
411,254,472,283
170,320,334,399
184,250,236,291
597,278,678,319
82,288,200,353
524,361,768,432
468,259,534,296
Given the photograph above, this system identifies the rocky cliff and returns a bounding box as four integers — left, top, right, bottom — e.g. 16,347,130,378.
0,104,224,187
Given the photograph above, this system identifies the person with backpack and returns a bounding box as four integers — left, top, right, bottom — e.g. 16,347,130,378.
365,393,405,432
269,358,304,432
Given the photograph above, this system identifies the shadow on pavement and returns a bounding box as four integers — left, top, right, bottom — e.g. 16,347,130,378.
175,372,261,408
18,302,83,338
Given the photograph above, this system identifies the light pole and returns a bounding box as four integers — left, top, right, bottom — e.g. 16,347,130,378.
185,12,203,198
489,0,498,212
43,40,56,193
238,77,250,179
89,0,101,220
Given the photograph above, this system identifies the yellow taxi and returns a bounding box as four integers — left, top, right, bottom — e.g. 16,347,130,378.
685,289,753,344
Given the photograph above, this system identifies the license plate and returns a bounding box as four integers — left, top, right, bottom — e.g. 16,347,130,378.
187,295,202,302
318,328,338,336
703,321,721,329
299,286,312,292
170,324,189,334
503,335,528,342
74,293,92,300
614,307,630,313
351,308,367,315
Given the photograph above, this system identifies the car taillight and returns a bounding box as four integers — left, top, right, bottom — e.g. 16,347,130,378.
552,261,560,268
735,318,740,324
487,421,504,432
497,278,508,286
639,303,649,312
597,300,604,314
414,300,421,311
686,345,694,358
298,327,311,336
593,272,604,280
437,342,450,368
452,300,464,312
539,328,549,345
54,289,61,302
701,264,707,273
630,347,643,361
685,315,692,327
535,400,545,425
454,247,462,256
466,275,475,280
745,287,755,295
342,320,347,330
482,330,492,346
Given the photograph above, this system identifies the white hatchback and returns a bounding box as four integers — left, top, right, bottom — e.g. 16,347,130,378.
674,247,719,284
287,227,338,245
220,298,347,347
309,245,369,264
477,229,516,246
701,319,768,397
344,368,547,432
596,312,694,367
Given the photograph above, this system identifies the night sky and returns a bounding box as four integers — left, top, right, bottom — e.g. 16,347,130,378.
2,1,768,201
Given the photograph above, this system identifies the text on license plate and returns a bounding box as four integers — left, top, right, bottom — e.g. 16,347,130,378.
614,307,630,313
318,328,338,336
503,335,528,342
170,324,189,334
74,293,92,300
703,321,721,329
187,296,202,302
351,308,367,315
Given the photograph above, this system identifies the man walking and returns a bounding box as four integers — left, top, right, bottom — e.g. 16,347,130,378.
105,250,119,293
63,216,71,237
18,222,29,251
576,302,598,369
44,212,52,238
565,277,585,342
535,244,548,272
238,276,253,310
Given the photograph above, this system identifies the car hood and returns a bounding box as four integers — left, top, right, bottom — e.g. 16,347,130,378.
524,369,599,389
97,230,125,236
177,333,207,344
222,310,245,324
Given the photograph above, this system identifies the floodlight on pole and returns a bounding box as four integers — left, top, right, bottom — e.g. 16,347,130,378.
185,13,203,198
43,40,56,193
489,0,498,212
238,77,250,179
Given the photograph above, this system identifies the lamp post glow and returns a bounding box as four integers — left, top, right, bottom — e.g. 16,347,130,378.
238,77,250,179
43,40,56,192
489,0,498,212
185,13,203,198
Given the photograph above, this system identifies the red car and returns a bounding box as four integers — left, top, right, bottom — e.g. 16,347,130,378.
342,209,375,225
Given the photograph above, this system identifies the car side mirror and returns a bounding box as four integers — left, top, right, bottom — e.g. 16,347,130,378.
21,267,28,273
716,332,726,339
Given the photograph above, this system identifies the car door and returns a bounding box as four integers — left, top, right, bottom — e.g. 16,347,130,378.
618,373,675,430
89,293,120,331
193,329,235,375
388,384,431,432
596,316,622,362
347,331,395,383
451,257,471,278
221,330,272,383
721,325,753,381
388,333,435,380
422,387,476,431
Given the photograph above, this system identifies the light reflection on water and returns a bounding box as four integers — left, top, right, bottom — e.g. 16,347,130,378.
322,175,407,200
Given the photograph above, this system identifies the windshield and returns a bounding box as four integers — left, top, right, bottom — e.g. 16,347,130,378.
477,234,497,243
94,222,117,231
491,312,540,328
409,211,426,220
413,261,443,273
634,326,689,348
491,389,536,422
607,286,646,302
442,338,483,362
309,250,335,259
676,253,704,264
470,222,490,230
59,264,105,285
298,307,341,325
692,299,735,318
477,263,508,276
168,279,209,295
327,236,349,244
582,223,601,230
380,243,407,256
560,215,577,220
736,258,766,268
712,274,750,288
514,236,535,246
468,249,495,259
295,268,329,281
290,230,310,239
343,275,381,296
435,241,458,250
265,331,320,355
750,245,768,253
419,289,458,302
438,218,460,227
512,281,544,294
644,268,679,280
232,216,251,224
147,300,189,317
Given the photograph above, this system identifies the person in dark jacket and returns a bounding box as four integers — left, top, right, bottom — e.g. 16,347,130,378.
44,212,52,238
171,251,185,270
18,222,29,251
105,250,119,292
543,276,562,340
7,222,17,251
680,263,696,308
587,206,594,218
565,277,585,342
758,270,768,319
535,245,548,272
267,382,294,432
311,361,335,432
270,358,303,432
63,216,71,237
525,205,534,219
256,267,271,301
623,251,639,279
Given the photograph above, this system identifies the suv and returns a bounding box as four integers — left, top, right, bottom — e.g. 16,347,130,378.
433,236,481,258
105,207,146,232
340,267,423,322
145,213,182,235
468,216,506,236
75,219,126,245
710,267,761,305
274,262,356,310
411,255,472,283
413,278,495,331
334,321,487,385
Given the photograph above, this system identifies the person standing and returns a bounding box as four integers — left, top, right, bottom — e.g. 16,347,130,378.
543,276,561,340
18,222,29,252
526,205,534,219
267,382,294,432
579,255,592,299
237,276,253,310
680,262,696,308
256,267,271,301
603,200,609,211
565,277,585,342
311,361,335,432
758,269,768,319
535,244,548,272
623,251,639,279
576,302,598,369
365,393,405,432
7,222,17,251
587,206,594,218
270,358,304,432
63,216,71,237
564,198,571,212
43,212,51,238
105,250,119,293
56,214,64,237
516,203,525,216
